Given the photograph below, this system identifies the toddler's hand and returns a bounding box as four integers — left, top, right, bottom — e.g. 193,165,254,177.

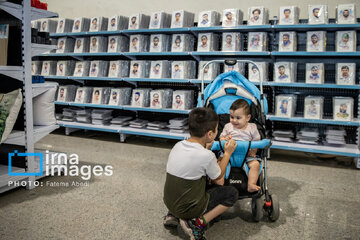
224,139,237,155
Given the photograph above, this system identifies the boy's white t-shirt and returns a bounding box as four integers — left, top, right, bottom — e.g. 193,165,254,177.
166,140,221,180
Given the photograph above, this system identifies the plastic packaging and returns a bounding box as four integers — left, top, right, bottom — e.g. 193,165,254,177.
39,19,57,32
56,18,74,33
172,90,194,110
198,11,221,27
150,60,171,78
223,62,245,75
248,6,269,25
57,85,77,102
129,34,149,52
306,31,326,52
72,17,90,32
108,88,132,106
89,60,109,77
74,87,92,103
149,11,171,29
107,35,129,53
275,94,297,118
171,10,195,28
128,14,150,29
222,9,243,27
171,34,195,52
336,4,356,24
171,61,196,79
56,37,75,53
308,5,328,24
131,88,151,107
248,32,267,52
73,38,90,53
91,87,111,105
197,33,219,52
108,15,129,31
248,62,269,82
304,96,324,119
150,89,173,108
273,62,297,83
150,34,171,52
278,31,297,52
56,60,75,76
40,61,57,76
336,31,357,52
279,6,299,25
333,97,353,121
336,63,356,85
31,61,42,75
129,61,150,78
89,36,107,53
305,63,324,84
222,32,243,52
198,61,220,81
108,60,129,78
89,17,108,32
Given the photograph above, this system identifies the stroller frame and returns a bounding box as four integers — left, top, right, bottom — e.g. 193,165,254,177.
200,59,279,222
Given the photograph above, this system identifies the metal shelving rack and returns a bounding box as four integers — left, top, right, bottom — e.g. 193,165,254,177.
0,0,59,193
39,16,360,162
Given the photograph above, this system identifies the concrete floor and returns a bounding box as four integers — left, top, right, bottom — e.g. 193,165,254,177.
0,130,359,240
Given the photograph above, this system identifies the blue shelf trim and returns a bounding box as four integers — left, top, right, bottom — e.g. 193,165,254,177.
54,101,68,105
123,28,190,34
268,116,360,126
119,130,187,140
190,25,272,32
70,76,123,81
122,106,190,114
273,23,360,31
271,144,360,158
44,76,69,80
252,81,360,89
272,51,360,57
58,123,119,133
123,77,189,83
123,52,190,56
191,51,271,56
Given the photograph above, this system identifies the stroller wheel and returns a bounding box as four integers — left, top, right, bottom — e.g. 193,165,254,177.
268,194,280,222
251,197,264,222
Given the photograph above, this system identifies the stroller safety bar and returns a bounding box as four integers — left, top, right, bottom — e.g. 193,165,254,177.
211,139,271,152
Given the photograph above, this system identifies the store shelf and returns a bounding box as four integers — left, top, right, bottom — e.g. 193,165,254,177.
271,141,360,157
123,27,190,34
31,43,57,57
50,30,123,38
57,121,190,140
0,165,27,194
122,106,191,114
0,1,58,21
0,66,23,81
272,51,360,57
123,52,191,57
190,25,273,33
251,81,360,89
70,76,124,82
123,77,190,83
3,125,59,146
39,52,123,57
55,102,191,114
273,23,360,31
191,51,271,56
267,115,360,126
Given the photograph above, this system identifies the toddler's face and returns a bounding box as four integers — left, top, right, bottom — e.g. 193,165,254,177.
230,108,250,129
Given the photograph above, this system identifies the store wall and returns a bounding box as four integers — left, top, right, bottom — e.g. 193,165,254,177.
45,0,359,20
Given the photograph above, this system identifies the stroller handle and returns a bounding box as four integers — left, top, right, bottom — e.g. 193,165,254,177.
200,59,265,113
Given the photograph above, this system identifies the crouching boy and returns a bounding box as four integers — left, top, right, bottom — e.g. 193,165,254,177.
163,107,239,240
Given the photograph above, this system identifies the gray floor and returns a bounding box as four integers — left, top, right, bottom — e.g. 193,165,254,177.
0,130,359,240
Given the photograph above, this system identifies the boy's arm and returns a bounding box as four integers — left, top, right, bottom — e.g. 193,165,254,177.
215,139,237,180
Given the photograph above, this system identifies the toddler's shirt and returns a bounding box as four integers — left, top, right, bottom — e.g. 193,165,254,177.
220,122,260,141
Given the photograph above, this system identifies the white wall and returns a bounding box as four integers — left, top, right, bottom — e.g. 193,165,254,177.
45,0,359,21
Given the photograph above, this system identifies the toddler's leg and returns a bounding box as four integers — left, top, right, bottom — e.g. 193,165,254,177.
247,160,261,192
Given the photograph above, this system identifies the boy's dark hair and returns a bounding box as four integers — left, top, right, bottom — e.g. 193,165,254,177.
189,107,218,137
230,99,250,115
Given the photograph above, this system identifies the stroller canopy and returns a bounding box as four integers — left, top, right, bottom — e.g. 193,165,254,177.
197,71,268,115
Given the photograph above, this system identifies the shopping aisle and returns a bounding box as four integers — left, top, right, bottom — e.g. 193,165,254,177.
0,132,359,240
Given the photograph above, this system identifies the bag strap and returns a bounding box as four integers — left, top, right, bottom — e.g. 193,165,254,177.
240,141,252,169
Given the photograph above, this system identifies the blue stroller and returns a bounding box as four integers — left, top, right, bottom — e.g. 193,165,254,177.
198,60,280,222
